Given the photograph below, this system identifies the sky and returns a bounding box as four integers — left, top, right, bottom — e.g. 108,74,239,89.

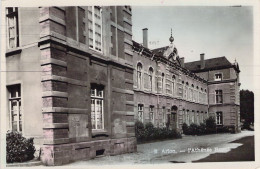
132,6,254,91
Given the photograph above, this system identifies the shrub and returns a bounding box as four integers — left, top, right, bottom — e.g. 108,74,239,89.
144,122,155,139
182,123,189,135
217,126,230,133
205,116,216,134
135,121,145,142
6,131,36,163
135,121,181,143
197,123,206,135
189,123,199,135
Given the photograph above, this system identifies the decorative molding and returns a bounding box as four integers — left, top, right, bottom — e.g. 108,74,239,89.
42,91,68,98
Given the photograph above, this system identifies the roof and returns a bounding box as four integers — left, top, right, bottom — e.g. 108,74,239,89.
151,46,168,56
184,56,240,73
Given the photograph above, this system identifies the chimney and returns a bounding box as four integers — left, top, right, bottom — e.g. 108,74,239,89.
180,57,184,67
200,53,205,69
142,28,148,48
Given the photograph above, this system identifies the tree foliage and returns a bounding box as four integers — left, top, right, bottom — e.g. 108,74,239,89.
240,90,254,128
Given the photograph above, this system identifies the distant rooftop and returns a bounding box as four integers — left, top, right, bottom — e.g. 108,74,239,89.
185,56,240,73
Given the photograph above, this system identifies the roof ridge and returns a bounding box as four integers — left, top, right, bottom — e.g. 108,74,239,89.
185,56,228,64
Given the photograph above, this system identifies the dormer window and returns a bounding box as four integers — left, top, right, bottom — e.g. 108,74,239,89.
215,73,222,81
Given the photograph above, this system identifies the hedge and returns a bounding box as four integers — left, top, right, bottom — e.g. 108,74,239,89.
182,116,231,135
135,121,182,143
6,131,36,163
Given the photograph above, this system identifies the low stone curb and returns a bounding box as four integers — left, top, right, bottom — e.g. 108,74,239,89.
6,160,42,167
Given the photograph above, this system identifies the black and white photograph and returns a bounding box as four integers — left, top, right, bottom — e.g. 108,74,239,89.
0,1,259,169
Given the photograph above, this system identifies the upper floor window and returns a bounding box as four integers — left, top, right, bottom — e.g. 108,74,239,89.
148,67,153,91
215,90,223,104
91,85,104,130
161,73,165,93
6,7,19,49
88,6,102,52
8,84,22,132
172,75,176,96
137,63,142,89
216,111,223,125
138,104,144,122
215,73,222,81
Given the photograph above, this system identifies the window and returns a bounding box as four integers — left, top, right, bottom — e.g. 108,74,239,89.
191,111,195,123
138,104,144,122
215,73,222,81
196,111,199,124
161,73,165,93
201,111,204,123
149,105,154,122
162,106,166,126
215,90,223,104
91,86,104,130
148,67,153,91
6,7,19,49
216,112,223,125
182,109,185,124
172,75,176,96
8,84,22,132
88,6,102,51
186,110,189,125
137,63,142,89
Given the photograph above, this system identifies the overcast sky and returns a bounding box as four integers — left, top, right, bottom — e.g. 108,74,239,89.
132,6,254,91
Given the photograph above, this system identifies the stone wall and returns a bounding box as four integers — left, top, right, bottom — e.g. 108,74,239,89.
38,6,136,166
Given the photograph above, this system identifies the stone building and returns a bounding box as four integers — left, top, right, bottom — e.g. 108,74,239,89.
132,28,241,132
185,55,241,132
4,6,241,166
5,6,136,165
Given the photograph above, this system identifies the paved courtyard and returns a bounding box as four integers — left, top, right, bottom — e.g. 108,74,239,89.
65,130,254,166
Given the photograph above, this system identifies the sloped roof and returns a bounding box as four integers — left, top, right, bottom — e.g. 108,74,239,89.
184,56,239,72
152,46,168,56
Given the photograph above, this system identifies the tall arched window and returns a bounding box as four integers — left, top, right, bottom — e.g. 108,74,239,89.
172,75,176,96
148,67,153,91
161,73,165,93
186,82,189,100
137,63,142,89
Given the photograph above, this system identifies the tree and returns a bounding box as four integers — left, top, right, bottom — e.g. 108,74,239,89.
240,90,254,129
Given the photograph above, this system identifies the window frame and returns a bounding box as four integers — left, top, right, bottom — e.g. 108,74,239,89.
91,86,104,130
162,106,166,126
138,104,144,123
214,73,223,81
215,89,223,104
148,67,153,92
137,63,142,89
161,73,165,93
8,84,22,132
172,75,176,96
149,105,154,123
6,7,19,49
216,111,223,125
88,6,103,52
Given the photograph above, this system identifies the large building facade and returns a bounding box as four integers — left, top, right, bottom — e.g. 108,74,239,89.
132,29,241,133
4,6,240,166
5,6,136,165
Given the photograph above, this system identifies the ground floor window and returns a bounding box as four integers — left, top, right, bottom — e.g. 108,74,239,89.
216,111,223,125
149,105,154,123
8,84,22,132
138,104,144,122
91,86,104,130
162,107,166,126
186,110,189,125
